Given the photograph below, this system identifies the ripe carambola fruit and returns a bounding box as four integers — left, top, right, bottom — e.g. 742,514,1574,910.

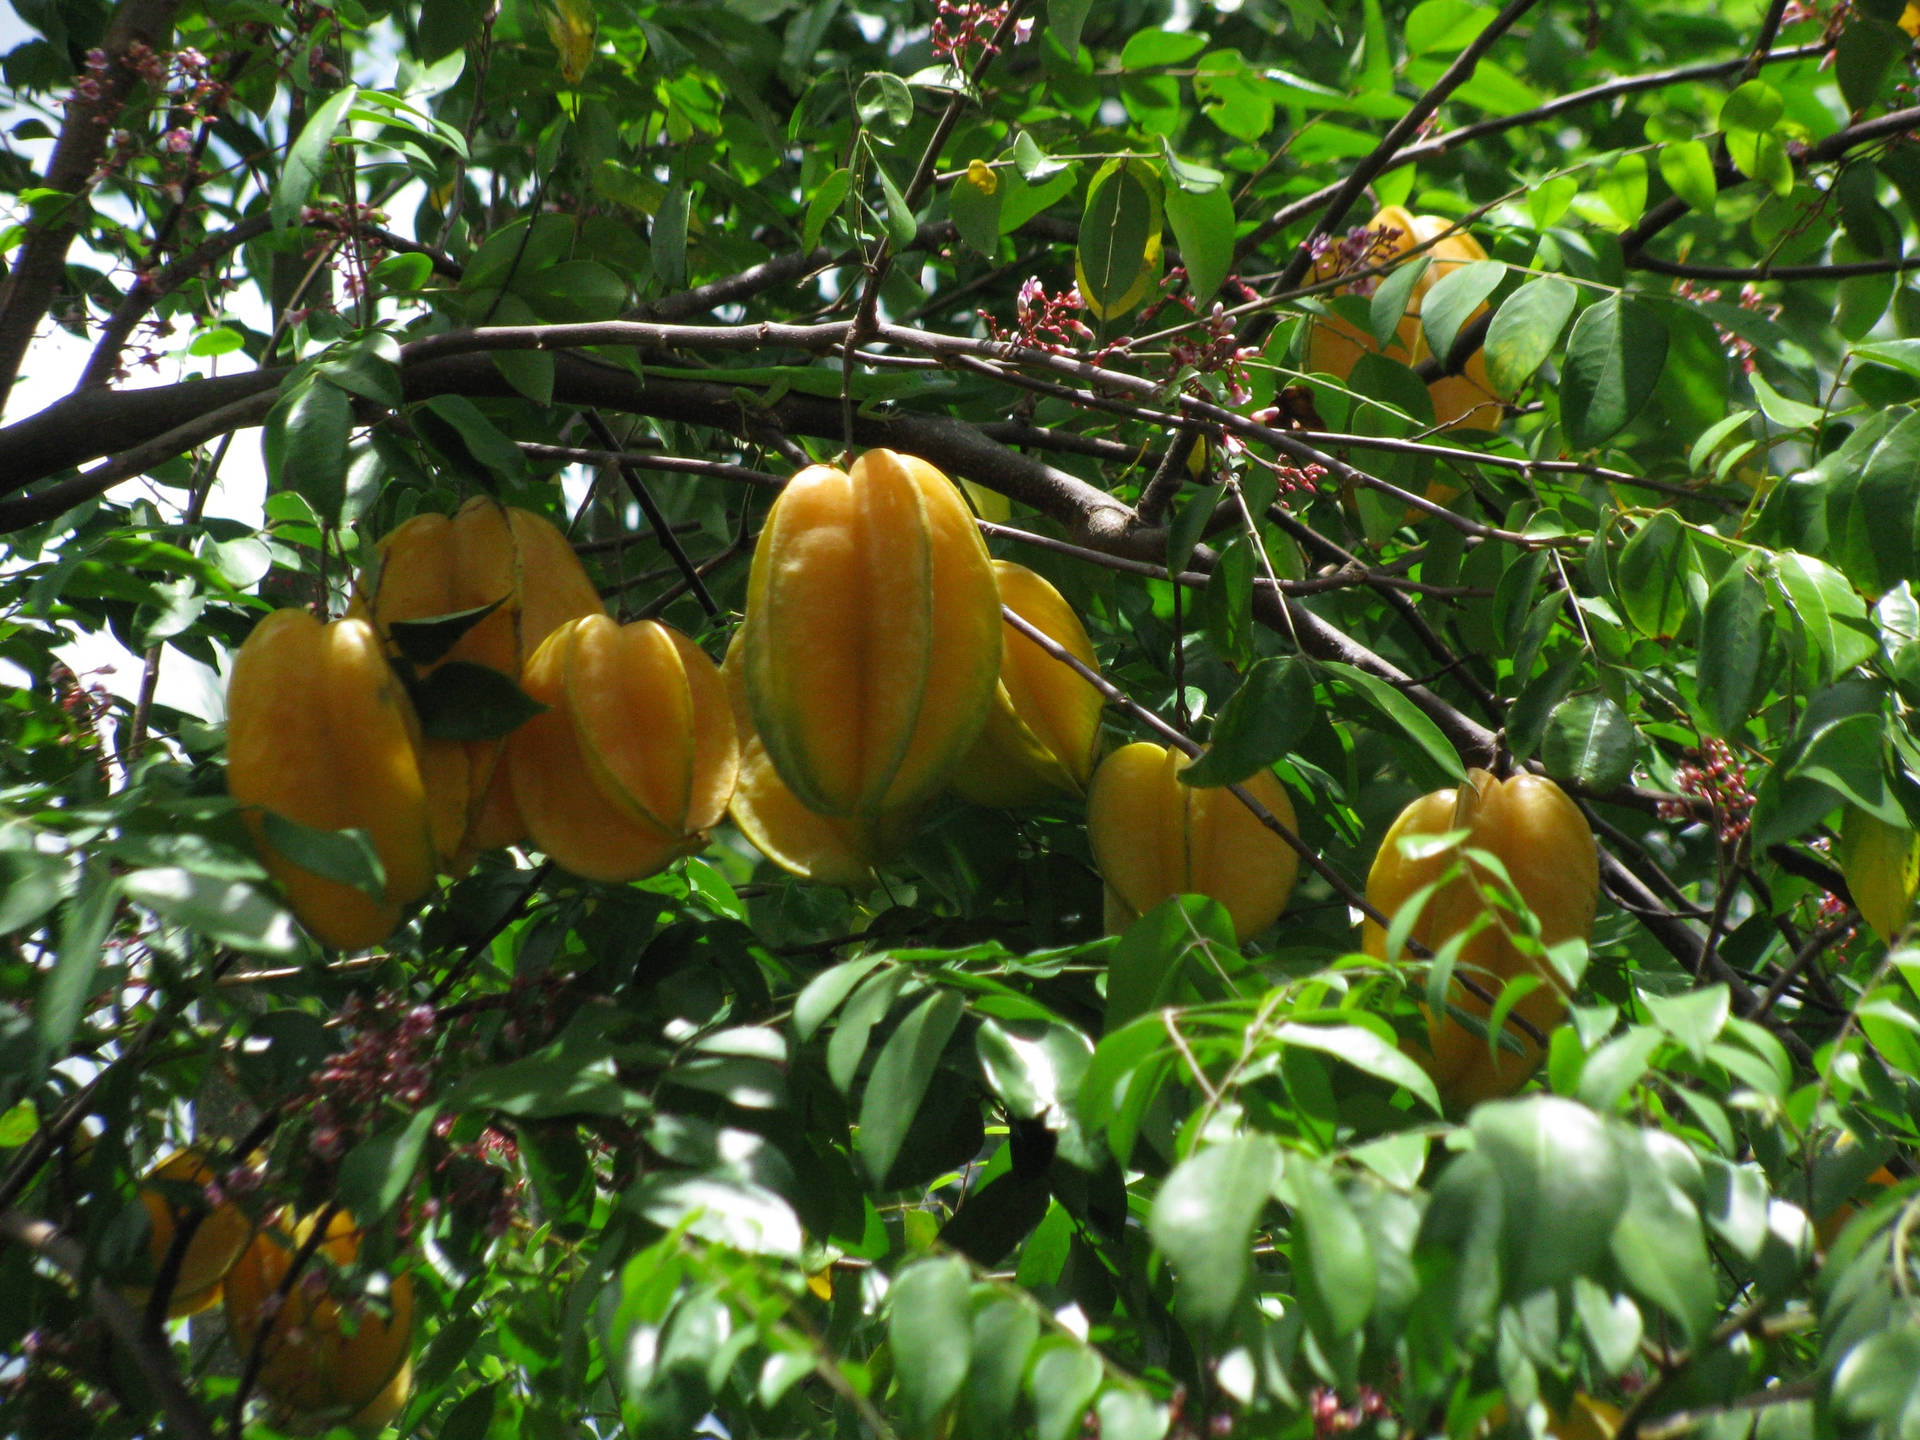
227,611,435,949
743,449,1002,817
952,561,1105,808
222,1208,413,1432
1087,741,1301,942
721,633,918,885
508,614,738,883
348,498,605,864
1362,769,1598,1109
1306,204,1500,435
127,1150,253,1319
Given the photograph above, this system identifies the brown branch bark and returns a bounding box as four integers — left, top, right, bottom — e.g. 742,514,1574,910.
0,1209,217,1440
0,0,186,410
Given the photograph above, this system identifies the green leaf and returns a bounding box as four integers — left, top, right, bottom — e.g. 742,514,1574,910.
258,811,386,899
1593,151,1649,230
1698,561,1773,738
856,71,914,129
1406,0,1493,54
0,851,66,937
1771,551,1878,682
1614,509,1694,640
950,169,1004,257
1105,895,1239,1030
1049,0,1093,55
446,1033,636,1117
1095,1389,1170,1440
336,1105,440,1223
804,167,851,251
1610,1131,1716,1342
1274,1020,1442,1114
120,868,301,957
1323,661,1468,783
1289,1160,1376,1341
1201,535,1254,670
1838,17,1910,115
625,1174,802,1257
858,989,964,1184
1181,656,1315,787
960,1301,1039,1440
1078,160,1157,313
1658,139,1720,215
875,164,918,251
1422,259,1504,368
265,374,352,526
1542,693,1637,793
37,862,114,1062
1167,483,1226,574
653,182,689,288
889,1256,973,1435
794,954,887,1043
1149,1135,1282,1331
974,1017,1092,1123
1031,1344,1103,1440
1370,256,1430,351
411,660,546,741
1163,179,1234,308
273,85,360,230
1561,296,1670,449
1121,28,1209,67
416,394,530,484
385,599,505,667
1483,277,1576,396
1471,1096,1626,1296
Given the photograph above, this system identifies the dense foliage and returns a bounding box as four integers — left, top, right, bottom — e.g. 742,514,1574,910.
5,0,1920,1436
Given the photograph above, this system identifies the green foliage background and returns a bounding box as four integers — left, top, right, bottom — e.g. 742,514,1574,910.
3,0,1920,1437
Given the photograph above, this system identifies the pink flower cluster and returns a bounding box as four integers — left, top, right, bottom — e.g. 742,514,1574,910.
980,276,1097,351
1168,301,1258,405
931,0,1035,67
1310,1385,1393,1439
1674,278,1782,376
306,1000,439,1162
1659,737,1756,845
1308,223,1408,297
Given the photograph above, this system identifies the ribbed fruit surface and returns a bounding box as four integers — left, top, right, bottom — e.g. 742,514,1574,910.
348,499,602,866
1306,205,1500,435
720,634,916,885
221,1208,413,1426
509,616,737,883
1087,741,1301,941
1363,769,1598,1109
129,1150,253,1319
348,499,518,863
953,561,1105,808
743,449,1002,817
227,611,435,949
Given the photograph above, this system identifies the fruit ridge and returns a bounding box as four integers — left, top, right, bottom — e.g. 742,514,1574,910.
1087,740,1301,942
743,449,1002,817
1363,769,1598,1108
227,610,436,949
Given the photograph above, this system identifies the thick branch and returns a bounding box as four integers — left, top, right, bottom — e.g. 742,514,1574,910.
0,0,186,409
0,1209,216,1440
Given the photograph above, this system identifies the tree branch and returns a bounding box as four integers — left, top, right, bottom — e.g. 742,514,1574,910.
0,0,187,410
0,1208,216,1440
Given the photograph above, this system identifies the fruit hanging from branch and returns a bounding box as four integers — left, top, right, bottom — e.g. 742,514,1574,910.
1363,769,1599,1109
1088,741,1301,942
226,611,437,950
742,449,1003,818
951,560,1106,809
222,1207,415,1436
347,498,605,866
508,614,738,883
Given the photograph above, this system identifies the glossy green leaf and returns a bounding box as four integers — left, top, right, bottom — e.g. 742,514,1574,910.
1181,656,1315,787
858,989,964,1184
1149,1135,1283,1331
1483,276,1576,396
889,1256,973,1435
1561,296,1670,449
